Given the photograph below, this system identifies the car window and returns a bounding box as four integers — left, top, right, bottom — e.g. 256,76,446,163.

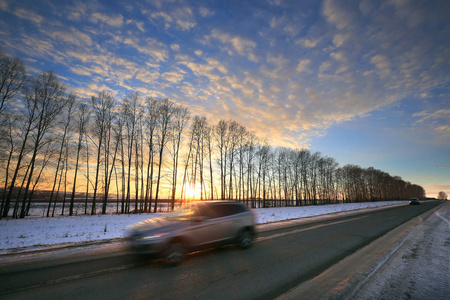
195,203,217,219
210,204,247,218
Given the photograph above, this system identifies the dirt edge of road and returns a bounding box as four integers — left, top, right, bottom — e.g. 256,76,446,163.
276,201,448,300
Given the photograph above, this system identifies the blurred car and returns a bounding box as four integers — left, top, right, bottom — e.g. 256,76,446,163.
409,198,420,205
126,201,256,265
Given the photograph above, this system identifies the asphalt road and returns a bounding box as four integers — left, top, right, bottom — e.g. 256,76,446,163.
0,201,442,300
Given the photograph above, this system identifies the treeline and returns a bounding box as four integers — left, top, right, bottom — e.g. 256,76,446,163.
0,51,425,218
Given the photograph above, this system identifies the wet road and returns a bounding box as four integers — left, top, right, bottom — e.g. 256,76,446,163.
0,201,442,300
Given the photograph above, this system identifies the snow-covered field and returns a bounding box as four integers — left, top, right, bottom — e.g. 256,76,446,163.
0,201,408,254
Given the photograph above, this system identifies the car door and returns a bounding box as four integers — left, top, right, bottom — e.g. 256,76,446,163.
207,204,234,242
186,203,221,248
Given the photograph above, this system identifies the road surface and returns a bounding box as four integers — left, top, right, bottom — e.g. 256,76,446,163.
0,201,443,300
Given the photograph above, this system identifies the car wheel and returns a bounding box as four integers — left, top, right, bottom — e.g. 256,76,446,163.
163,240,186,266
237,229,253,249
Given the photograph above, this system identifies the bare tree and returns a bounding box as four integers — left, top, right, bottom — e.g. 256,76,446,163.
46,95,75,217
69,102,90,216
235,125,249,202
154,98,174,212
122,93,140,213
142,97,159,212
0,113,18,217
0,50,27,115
90,91,115,215
0,53,26,213
180,117,197,202
244,132,258,206
214,120,230,200
102,99,120,215
192,116,209,200
112,110,125,213
204,122,215,200
26,142,53,216
169,105,190,209
227,121,241,200
18,71,67,218
437,191,447,200
0,51,27,218
0,59,429,214
84,123,91,214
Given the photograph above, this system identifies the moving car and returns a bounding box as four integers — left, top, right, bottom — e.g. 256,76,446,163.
127,201,256,265
409,198,420,205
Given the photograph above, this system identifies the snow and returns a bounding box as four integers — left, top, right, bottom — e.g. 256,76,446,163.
0,201,408,255
352,201,450,299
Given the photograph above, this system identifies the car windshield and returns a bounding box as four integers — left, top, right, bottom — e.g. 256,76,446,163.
165,204,197,220
165,202,217,220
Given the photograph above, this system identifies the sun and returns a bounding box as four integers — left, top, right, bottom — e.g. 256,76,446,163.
185,183,202,199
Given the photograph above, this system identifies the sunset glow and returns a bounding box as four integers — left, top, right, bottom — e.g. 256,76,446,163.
185,184,202,200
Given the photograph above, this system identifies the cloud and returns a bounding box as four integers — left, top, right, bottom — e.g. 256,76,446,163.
388,0,426,29
297,38,320,48
13,7,44,24
70,65,92,76
90,12,124,27
135,69,160,84
180,61,221,79
322,0,355,30
332,33,349,47
161,71,184,83
134,21,145,32
49,27,93,47
19,33,56,59
176,19,196,31
148,5,196,31
436,165,450,169
207,28,257,61
413,109,450,137
150,11,173,29
120,36,169,62
205,58,227,74
435,125,450,133
2,0,449,151
370,54,391,77
423,184,450,198
358,0,374,15
413,109,450,122
270,15,285,28
0,0,10,11
199,7,214,17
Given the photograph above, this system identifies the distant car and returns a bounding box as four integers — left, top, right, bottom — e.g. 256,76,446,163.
127,201,256,265
409,198,420,205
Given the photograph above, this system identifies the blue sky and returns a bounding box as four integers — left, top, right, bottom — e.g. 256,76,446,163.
1,0,449,198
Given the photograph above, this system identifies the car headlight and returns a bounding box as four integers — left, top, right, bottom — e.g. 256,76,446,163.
143,233,171,240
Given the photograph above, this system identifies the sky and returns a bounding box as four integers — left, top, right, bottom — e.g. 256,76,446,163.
0,0,449,198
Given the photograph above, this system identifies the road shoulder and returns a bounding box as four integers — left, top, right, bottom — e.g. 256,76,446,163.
277,201,449,300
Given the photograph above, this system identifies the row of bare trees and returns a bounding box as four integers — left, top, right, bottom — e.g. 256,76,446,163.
0,51,425,218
